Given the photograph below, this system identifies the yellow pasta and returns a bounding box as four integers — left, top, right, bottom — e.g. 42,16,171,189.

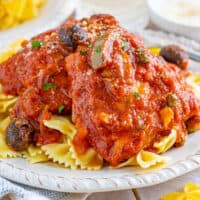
148,47,161,55
28,144,43,156
42,140,103,170
24,145,49,164
0,116,10,132
0,97,17,113
0,85,17,120
154,129,177,154
184,182,200,193
68,140,103,170
0,38,25,63
41,143,77,169
43,116,103,170
117,150,168,169
136,150,169,169
116,157,137,168
43,115,76,139
0,134,21,158
0,0,46,30
25,153,49,164
34,0,46,7
187,73,200,100
161,182,200,200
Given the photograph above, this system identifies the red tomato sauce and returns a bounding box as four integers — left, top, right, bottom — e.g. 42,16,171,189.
0,14,200,166
0,29,72,145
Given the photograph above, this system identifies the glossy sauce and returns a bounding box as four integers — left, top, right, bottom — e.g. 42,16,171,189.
66,16,200,166
0,15,199,165
0,29,72,145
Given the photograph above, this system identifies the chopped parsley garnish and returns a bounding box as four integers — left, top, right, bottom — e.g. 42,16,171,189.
80,49,87,55
133,92,140,99
121,39,127,51
58,104,65,114
31,40,44,48
136,48,149,64
88,43,92,48
43,83,58,91
96,46,101,53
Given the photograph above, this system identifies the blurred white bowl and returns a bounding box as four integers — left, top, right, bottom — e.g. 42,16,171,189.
76,0,149,31
146,0,200,42
0,0,77,49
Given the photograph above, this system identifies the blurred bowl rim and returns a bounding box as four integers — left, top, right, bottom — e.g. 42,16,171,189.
146,0,200,29
0,0,77,49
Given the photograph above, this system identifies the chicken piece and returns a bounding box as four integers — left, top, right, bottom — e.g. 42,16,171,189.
0,28,73,112
0,29,73,146
66,16,200,166
0,14,119,148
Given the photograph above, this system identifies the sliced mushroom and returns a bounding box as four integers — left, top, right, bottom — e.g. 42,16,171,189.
90,30,121,69
160,44,189,70
6,118,34,151
59,24,87,49
167,93,177,107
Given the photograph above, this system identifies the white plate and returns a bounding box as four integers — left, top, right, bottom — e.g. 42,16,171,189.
0,30,200,193
0,0,77,49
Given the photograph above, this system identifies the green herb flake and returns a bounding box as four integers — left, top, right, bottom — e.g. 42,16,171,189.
136,48,149,64
58,104,65,114
43,83,58,91
88,43,92,48
31,40,44,48
96,46,101,53
128,49,134,53
80,49,87,55
121,39,127,51
133,92,140,99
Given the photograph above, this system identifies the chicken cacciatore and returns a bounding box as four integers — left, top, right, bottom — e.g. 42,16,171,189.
0,14,200,166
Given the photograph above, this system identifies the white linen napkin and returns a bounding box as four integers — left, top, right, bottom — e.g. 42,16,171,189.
0,176,73,200
2,168,200,200
0,176,135,200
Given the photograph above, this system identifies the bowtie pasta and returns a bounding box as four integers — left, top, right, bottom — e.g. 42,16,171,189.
162,182,200,200
0,39,200,170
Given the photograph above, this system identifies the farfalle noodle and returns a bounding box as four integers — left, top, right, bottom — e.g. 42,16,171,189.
24,145,49,164
154,129,177,154
117,150,168,169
